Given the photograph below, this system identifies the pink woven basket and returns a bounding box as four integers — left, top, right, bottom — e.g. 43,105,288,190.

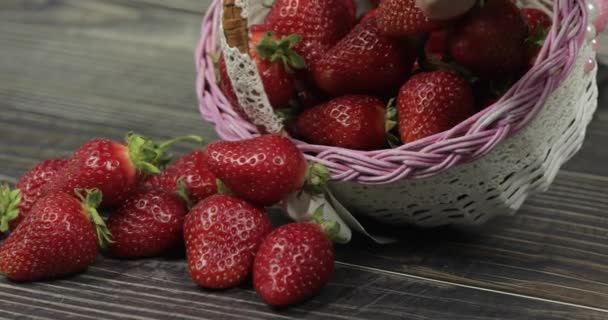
197,0,586,183
195,0,599,230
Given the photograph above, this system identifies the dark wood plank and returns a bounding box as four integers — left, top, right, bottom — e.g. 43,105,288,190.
1,0,608,318
1,256,607,320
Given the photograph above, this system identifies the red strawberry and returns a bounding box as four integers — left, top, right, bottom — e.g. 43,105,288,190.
254,223,335,307
42,133,200,207
218,56,243,116
202,135,308,206
362,9,378,21
184,195,272,289
218,26,304,114
145,151,217,205
296,95,387,150
426,31,447,56
0,159,68,233
521,8,552,68
447,0,528,78
521,8,551,33
0,189,110,282
397,69,474,143
313,17,415,96
377,0,448,37
107,187,187,258
264,0,357,67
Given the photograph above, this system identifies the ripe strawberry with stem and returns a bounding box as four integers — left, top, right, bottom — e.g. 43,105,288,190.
521,8,552,68
264,0,357,67
376,0,449,37
184,194,273,289
202,135,308,206
0,159,68,233
313,17,415,96
447,0,528,78
43,132,201,207
397,69,475,143
295,95,387,150
218,25,305,116
0,189,110,282
107,186,188,259
254,207,339,307
145,150,217,206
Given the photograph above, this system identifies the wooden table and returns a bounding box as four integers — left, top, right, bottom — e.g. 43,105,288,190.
1,1,608,319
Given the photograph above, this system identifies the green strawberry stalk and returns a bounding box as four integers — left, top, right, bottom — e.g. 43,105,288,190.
310,204,343,243
0,185,21,233
385,98,402,148
255,32,307,72
75,189,112,248
127,133,204,174
303,162,331,195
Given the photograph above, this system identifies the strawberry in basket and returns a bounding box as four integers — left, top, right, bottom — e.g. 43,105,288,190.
219,25,306,114
521,7,552,68
264,0,357,67
313,16,415,96
446,0,529,79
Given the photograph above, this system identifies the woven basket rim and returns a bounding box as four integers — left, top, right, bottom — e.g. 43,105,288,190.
195,0,588,184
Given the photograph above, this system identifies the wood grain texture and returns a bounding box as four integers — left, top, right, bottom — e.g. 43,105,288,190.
1,256,607,320
1,0,608,319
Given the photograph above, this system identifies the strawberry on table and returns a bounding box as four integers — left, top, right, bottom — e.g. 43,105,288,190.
107,187,188,259
184,195,272,289
264,0,357,67
42,133,201,207
313,17,415,96
376,0,449,37
447,0,528,78
254,222,336,307
397,69,475,143
145,150,217,206
0,189,110,282
295,95,387,150
202,135,308,206
0,159,68,233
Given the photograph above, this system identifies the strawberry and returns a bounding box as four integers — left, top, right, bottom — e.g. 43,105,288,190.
447,0,528,78
0,159,68,233
107,187,188,258
184,195,272,289
521,8,552,68
202,135,308,206
0,189,110,282
426,31,447,56
521,8,551,32
313,17,415,96
218,26,305,115
254,222,335,307
376,0,448,37
295,95,387,150
397,69,475,143
218,56,243,116
264,0,357,67
42,133,201,207
145,150,217,206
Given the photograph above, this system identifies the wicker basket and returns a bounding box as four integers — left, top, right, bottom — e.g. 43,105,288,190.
196,0,600,240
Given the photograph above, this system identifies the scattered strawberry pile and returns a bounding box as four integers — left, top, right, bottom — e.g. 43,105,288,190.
219,0,552,150
0,133,340,307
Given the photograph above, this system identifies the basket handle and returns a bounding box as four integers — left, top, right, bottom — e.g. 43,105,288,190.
222,0,250,53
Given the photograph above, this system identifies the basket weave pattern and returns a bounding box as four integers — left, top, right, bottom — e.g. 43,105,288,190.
195,0,597,227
